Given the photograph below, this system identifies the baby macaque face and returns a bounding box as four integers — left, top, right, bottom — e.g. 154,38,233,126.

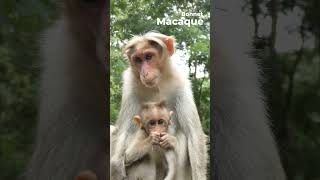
133,101,173,135
145,117,170,135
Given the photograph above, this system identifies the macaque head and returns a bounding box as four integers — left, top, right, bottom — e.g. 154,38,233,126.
133,101,174,135
64,0,107,69
124,32,175,88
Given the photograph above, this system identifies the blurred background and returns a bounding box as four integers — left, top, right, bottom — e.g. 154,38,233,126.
0,0,319,179
0,1,58,179
231,0,320,179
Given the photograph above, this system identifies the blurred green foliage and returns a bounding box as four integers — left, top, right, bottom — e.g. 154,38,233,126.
0,0,58,179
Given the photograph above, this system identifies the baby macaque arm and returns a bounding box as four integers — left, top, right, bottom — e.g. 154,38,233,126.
124,133,153,167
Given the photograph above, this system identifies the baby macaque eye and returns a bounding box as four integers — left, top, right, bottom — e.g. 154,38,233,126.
135,57,142,64
158,119,164,125
145,53,153,61
149,120,156,126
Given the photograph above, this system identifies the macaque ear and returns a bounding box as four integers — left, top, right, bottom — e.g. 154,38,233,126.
169,111,174,117
165,36,175,56
169,111,174,125
123,46,132,60
133,115,142,128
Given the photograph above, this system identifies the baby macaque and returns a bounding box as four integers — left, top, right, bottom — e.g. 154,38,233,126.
124,101,177,180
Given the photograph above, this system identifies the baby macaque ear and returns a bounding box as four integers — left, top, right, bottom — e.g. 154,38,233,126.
165,36,175,56
169,111,174,125
133,115,142,128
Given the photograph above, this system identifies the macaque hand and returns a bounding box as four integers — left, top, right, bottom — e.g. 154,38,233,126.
150,132,161,145
159,133,176,149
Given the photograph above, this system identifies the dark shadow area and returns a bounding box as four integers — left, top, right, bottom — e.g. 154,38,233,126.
213,0,320,179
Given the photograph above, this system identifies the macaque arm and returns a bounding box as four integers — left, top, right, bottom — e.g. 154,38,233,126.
113,81,140,158
175,86,208,180
160,133,177,149
124,133,152,167
111,73,142,178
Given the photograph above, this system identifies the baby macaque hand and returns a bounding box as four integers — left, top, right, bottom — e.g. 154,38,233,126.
150,132,161,145
159,133,176,149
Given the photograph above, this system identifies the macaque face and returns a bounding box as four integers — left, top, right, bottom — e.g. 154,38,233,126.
125,33,175,88
145,118,169,135
134,101,173,135
128,41,162,88
64,0,106,68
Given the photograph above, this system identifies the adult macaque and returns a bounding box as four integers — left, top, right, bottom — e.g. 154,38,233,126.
111,32,208,180
125,101,177,180
25,0,108,179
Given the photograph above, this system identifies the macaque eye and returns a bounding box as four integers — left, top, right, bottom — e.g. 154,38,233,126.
158,119,164,125
135,57,142,64
149,120,156,126
145,54,153,61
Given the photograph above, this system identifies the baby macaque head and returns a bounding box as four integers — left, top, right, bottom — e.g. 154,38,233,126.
133,100,173,135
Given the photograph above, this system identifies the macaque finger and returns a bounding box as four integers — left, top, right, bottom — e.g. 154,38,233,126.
151,132,160,137
160,141,170,149
150,132,161,142
160,132,167,138
160,134,168,142
150,135,160,144
152,139,159,145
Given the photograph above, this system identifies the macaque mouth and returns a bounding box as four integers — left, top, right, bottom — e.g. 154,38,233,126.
144,81,157,87
142,77,159,87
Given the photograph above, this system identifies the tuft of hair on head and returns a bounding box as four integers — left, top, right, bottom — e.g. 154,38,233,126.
140,100,167,111
122,35,142,59
157,100,167,108
144,31,176,54
123,31,176,59
141,101,154,110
